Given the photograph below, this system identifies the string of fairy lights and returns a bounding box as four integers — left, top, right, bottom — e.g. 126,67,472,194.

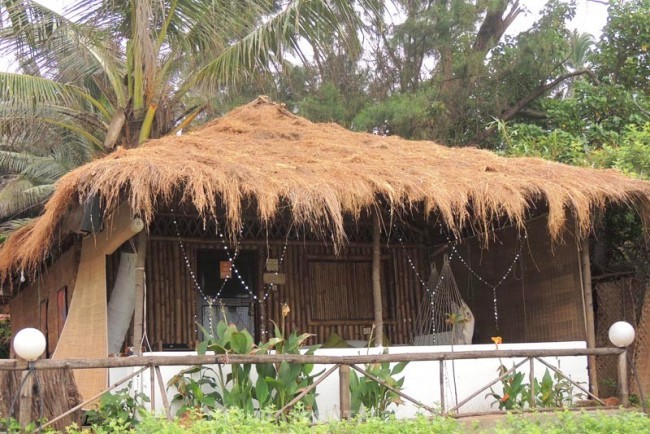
396,225,525,331
170,206,523,339
170,210,288,337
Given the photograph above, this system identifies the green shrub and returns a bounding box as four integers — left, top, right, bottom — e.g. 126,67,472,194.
168,319,321,419
486,365,582,410
0,318,10,359
61,408,649,434
493,410,650,434
350,359,408,418
84,384,149,428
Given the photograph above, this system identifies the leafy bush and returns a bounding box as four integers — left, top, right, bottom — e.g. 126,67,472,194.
63,408,649,434
493,410,650,434
71,408,465,433
350,360,408,418
84,384,149,428
486,366,582,410
0,318,10,358
168,318,321,419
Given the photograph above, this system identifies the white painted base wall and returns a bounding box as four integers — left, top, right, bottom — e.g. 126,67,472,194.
110,341,588,419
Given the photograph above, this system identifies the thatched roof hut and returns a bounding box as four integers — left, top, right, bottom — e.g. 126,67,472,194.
2,96,650,277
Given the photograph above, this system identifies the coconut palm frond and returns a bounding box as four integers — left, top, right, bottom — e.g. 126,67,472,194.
0,178,53,219
0,106,106,152
1,1,126,107
192,0,379,92
0,151,43,175
0,217,36,236
568,31,594,70
0,73,84,107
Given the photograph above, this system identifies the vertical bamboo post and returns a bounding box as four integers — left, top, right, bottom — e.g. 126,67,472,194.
339,364,351,419
439,360,445,414
372,211,383,347
618,350,629,407
580,238,599,397
18,369,33,429
529,357,536,408
150,366,156,412
133,232,148,356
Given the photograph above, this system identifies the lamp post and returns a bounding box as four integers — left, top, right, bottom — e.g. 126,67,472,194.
12,328,46,429
608,321,635,407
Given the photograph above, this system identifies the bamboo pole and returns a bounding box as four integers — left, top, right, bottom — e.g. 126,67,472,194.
439,360,445,413
154,366,172,420
0,348,624,371
339,364,351,419
580,238,599,397
133,232,148,356
18,370,33,430
529,357,536,408
618,350,629,407
372,211,383,347
149,366,155,412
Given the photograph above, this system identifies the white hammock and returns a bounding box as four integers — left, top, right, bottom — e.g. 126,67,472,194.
411,256,474,345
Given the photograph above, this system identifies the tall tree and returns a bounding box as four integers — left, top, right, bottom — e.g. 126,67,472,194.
0,0,380,225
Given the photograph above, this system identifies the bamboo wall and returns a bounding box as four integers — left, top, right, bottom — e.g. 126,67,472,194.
9,246,79,356
142,238,428,348
446,216,586,344
143,216,585,349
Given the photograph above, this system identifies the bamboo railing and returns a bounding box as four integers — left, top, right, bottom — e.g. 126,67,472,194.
0,347,627,431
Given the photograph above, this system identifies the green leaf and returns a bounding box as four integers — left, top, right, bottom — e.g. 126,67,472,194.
216,320,228,339
230,331,249,354
391,361,408,376
255,376,270,405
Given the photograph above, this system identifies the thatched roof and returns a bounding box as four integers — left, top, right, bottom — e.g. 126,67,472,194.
2,96,650,277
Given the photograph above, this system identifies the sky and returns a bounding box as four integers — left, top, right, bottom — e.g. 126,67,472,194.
511,0,608,37
0,0,610,72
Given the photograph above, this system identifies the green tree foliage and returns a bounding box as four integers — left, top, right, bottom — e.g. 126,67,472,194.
0,318,10,358
493,0,650,276
0,0,380,228
285,1,598,146
596,0,650,94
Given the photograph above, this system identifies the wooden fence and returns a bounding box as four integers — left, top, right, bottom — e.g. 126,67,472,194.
0,347,628,431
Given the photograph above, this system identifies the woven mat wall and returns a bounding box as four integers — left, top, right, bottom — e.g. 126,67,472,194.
594,277,645,398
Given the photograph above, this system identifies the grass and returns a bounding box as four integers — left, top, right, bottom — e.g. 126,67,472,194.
54,408,650,434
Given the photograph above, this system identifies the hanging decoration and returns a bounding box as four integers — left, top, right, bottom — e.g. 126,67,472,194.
170,210,288,338
399,224,525,340
412,256,474,345
448,234,525,330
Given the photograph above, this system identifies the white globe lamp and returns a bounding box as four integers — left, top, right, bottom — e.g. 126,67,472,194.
13,328,46,361
608,321,635,348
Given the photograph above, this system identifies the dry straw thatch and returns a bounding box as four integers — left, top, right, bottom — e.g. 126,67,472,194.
2,96,650,277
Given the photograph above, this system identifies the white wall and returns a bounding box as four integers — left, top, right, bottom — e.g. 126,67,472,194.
109,341,588,420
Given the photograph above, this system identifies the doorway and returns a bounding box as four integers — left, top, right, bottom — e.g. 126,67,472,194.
196,249,258,340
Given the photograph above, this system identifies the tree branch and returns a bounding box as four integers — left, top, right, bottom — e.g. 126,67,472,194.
470,69,598,144
473,0,522,53
517,108,548,119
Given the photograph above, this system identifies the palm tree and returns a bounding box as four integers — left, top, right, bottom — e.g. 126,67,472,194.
564,31,594,97
0,0,378,229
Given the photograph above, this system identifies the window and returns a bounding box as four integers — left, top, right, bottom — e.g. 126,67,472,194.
308,260,390,323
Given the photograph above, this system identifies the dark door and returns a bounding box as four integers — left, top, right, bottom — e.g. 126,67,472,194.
196,249,257,340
